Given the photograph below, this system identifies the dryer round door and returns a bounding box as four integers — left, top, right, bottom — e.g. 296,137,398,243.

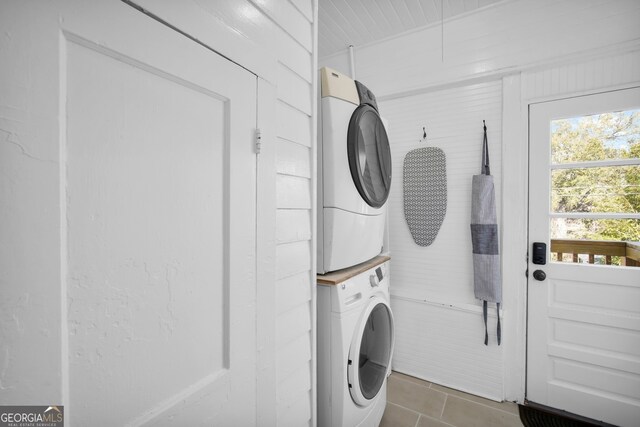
347,105,392,208
347,296,395,407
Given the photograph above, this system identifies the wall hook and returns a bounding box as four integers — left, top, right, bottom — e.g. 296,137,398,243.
420,126,427,142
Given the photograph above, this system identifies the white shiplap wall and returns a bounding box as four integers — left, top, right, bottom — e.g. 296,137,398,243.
319,0,640,403
270,2,316,426
268,1,316,425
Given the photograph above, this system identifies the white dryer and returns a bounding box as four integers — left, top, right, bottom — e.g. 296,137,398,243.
318,67,392,274
317,257,394,427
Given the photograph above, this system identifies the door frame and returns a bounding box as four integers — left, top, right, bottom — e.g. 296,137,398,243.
255,78,278,425
501,76,640,405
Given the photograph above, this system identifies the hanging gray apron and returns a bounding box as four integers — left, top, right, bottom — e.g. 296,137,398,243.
470,122,501,345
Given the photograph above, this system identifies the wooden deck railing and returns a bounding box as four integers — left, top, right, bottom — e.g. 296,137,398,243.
550,239,640,266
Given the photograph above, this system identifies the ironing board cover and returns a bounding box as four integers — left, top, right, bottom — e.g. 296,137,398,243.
403,147,447,247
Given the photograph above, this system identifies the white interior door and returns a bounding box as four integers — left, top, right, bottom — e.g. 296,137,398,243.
527,87,640,427
2,1,257,425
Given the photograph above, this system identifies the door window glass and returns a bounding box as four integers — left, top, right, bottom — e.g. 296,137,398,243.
551,110,640,163
357,303,392,400
552,165,640,213
549,109,640,267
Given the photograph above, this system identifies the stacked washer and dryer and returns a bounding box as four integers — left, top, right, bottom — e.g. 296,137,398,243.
317,67,395,427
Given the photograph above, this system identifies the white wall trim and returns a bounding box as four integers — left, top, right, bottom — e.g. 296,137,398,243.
59,28,71,422
378,70,515,102
376,40,640,103
501,73,528,403
390,293,504,317
310,1,319,426
256,78,278,427
524,80,640,106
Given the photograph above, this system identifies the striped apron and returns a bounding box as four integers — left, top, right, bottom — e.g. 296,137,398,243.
470,122,501,345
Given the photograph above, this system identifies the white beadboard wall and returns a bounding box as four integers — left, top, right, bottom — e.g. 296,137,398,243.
381,80,505,399
521,49,640,101
319,0,640,403
383,81,502,304
392,297,504,398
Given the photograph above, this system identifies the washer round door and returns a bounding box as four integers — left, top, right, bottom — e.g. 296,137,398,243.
347,105,392,208
347,296,395,406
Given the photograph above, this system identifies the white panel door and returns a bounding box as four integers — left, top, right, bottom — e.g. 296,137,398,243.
4,1,257,425
527,87,640,427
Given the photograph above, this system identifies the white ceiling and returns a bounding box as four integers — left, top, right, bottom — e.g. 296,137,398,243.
318,0,506,58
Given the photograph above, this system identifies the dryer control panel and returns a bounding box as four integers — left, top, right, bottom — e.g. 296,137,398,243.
333,261,389,312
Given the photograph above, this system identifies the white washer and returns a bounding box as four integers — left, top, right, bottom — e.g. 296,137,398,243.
317,258,394,427
318,67,392,274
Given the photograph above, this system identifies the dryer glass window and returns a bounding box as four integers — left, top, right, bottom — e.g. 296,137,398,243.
348,105,392,208
358,302,393,400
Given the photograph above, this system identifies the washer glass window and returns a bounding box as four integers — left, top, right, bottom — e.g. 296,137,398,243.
357,302,393,400
347,105,392,208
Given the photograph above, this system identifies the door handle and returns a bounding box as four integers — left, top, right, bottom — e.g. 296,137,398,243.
532,270,546,281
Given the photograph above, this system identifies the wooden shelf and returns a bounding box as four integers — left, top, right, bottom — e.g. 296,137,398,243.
317,255,391,286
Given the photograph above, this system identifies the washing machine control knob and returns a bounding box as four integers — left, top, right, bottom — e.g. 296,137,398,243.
370,275,380,287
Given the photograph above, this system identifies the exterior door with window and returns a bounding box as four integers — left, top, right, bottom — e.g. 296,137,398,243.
527,87,640,426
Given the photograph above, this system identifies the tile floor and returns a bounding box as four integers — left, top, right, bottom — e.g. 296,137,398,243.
382,372,524,427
